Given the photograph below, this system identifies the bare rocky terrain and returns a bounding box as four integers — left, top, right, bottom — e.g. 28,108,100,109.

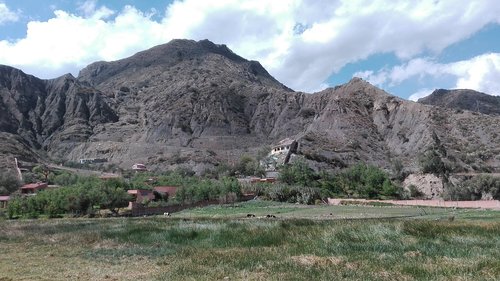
419,89,500,115
0,39,499,175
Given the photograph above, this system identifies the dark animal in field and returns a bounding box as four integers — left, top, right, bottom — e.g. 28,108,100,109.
266,214,276,218
247,214,256,217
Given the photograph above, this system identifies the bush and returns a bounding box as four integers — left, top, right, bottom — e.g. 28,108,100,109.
331,163,402,199
419,150,447,175
443,175,500,200
278,159,316,186
6,176,132,218
263,184,322,204
0,171,20,196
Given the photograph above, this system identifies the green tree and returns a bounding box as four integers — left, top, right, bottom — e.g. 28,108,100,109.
32,165,51,182
419,149,447,175
278,159,316,186
0,171,20,195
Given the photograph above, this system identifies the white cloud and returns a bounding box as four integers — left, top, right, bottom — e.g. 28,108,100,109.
0,3,19,24
358,53,500,97
409,88,433,101
1,0,500,92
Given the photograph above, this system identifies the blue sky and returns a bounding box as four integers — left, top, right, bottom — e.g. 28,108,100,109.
1,0,499,100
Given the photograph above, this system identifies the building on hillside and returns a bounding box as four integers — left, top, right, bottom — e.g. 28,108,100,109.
132,163,147,172
0,196,9,208
21,182,48,194
261,138,299,172
270,138,297,155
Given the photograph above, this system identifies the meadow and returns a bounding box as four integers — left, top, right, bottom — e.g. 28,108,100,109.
0,201,499,280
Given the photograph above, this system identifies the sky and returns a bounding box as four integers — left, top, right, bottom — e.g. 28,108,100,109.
0,0,500,100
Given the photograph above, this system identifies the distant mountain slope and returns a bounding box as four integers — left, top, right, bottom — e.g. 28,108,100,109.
0,39,499,174
418,89,500,115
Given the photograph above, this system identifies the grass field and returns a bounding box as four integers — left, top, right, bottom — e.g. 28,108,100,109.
1,200,499,280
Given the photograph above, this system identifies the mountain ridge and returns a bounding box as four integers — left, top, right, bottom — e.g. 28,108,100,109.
418,89,500,115
0,39,499,175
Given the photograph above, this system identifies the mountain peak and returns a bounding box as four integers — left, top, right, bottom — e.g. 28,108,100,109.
77,39,287,90
419,88,500,115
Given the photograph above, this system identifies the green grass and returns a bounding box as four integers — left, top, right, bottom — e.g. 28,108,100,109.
0,202,499,280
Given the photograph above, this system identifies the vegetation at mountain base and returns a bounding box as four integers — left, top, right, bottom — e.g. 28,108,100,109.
277,161,402,200
443,175,500,201
3,159,405,219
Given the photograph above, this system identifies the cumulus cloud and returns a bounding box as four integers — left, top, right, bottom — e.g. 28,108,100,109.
1,0,500,92
409,88,433,102
0,2,19,24
358,53,500,99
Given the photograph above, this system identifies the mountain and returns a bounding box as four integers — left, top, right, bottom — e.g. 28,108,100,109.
1,39,499,175
418,89,500,115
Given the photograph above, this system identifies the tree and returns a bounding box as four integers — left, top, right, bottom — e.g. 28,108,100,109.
278,159,316,186
32,165,51,182
419,149,447,175
0,171,20,195
91,186,130,215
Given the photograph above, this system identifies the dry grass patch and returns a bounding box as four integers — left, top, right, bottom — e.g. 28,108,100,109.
291,255,344,267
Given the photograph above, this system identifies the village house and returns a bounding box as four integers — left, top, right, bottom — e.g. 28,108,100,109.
21,182,48,194
0,196,9,208
271,138,296,155
127,186,178,208
261,138,299,172
153,186,177,199
127,189,155,208
132,163,147,172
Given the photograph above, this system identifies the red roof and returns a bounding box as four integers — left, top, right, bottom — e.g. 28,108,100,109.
154,186,177,196
21,182,48,190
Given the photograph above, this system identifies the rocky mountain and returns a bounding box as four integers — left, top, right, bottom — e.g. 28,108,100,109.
419,89,500,115
0,39,499,175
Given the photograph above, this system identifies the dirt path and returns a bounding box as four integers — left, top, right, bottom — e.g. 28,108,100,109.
47,164,119,178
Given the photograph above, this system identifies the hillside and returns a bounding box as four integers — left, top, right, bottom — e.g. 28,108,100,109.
419,89,500,115
0,39,499,174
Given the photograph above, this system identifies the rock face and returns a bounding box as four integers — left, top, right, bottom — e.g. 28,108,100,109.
0,65,118,169
0,39,499,174
419,89,500,115
403,173,444,199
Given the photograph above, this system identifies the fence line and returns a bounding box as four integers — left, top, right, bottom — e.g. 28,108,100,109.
327,198,500,210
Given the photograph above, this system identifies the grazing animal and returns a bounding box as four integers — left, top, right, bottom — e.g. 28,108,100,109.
247,214,256,217
164,212,171,217
266,214,276,218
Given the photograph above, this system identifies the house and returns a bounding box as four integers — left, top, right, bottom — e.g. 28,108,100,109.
271,138,297,155
153,186,177,198
261,138,299,172
250,178,276,184
0,196,9,208
132,163,147,172
127,189,155,208
21,182,48,194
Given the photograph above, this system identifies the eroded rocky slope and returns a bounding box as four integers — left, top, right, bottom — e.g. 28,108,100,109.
0,39,499,174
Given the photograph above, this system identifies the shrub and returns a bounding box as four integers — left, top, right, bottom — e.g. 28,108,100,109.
278,159,316,187
0,171,20,196
419,149,447,175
